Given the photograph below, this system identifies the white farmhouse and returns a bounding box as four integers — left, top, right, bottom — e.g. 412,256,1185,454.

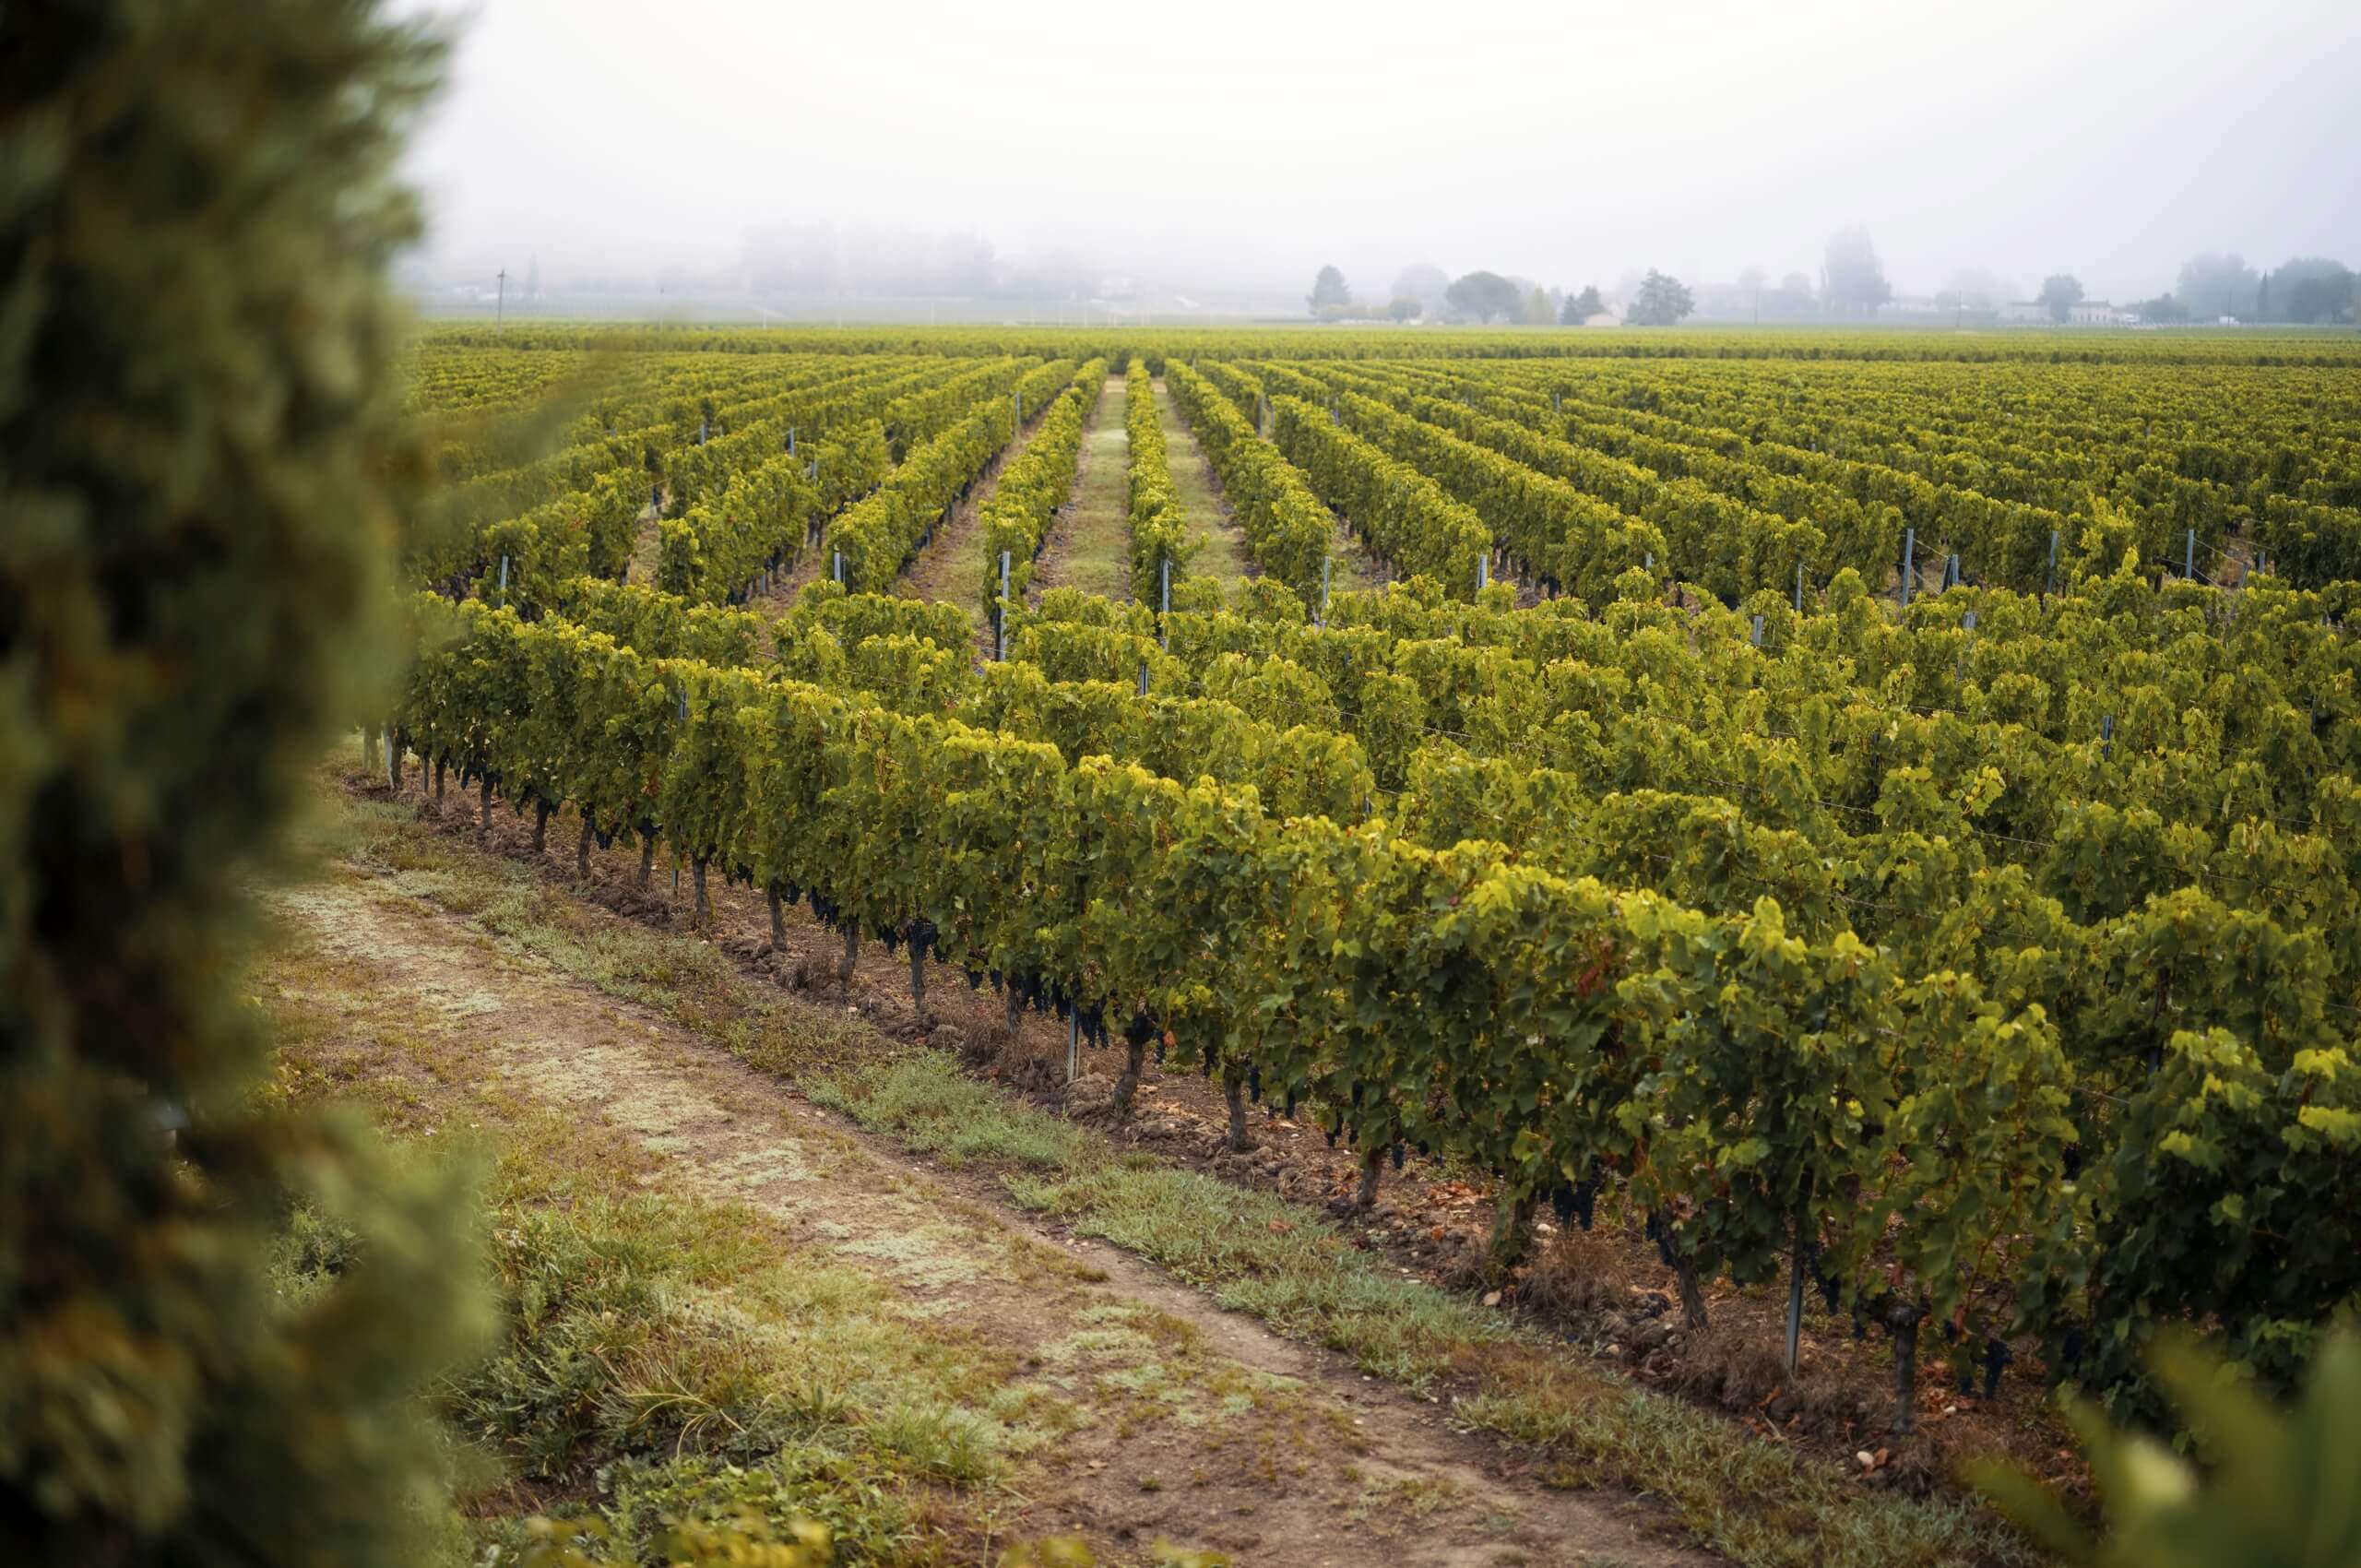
2000,298,2124,325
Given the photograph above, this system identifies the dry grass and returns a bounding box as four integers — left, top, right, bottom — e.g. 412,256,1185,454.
1522,1225,1647,1323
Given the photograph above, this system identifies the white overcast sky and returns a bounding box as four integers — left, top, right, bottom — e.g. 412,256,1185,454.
399,0,2361,303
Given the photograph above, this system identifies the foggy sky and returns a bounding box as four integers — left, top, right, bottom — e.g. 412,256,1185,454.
400,0,2361,307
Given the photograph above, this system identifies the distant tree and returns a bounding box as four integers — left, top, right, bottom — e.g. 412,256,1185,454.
1523,286,1556,325
2128,292,2189,323
2284,268,2355,324
1628,269,1695,327
1308,264,1350,316
1822,226,1892,315
1393,262,1449,317
1560,284,1605,324
2038,274,2085,323
1938,267,2011,315
1944,266,2013,303
1445,269,1523,324
2176,253,2260,319
1388,295,1423,323
2272,257,2355,324
2269,256,2348,289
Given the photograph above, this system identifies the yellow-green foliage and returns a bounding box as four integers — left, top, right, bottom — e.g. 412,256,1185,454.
978,362,1110,613
824,360,1077,591
1122,360,1195,603
1163,362,1332,601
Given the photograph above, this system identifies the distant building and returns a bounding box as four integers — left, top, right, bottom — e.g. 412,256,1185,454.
1999,299,2123,325
1879,294,1943,317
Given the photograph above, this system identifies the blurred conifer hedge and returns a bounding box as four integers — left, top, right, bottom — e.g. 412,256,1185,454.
0,4,488,1561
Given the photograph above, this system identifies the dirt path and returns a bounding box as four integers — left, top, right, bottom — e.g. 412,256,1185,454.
274,845,1700,1568
1152,378,1383,604
1030,378,1128,604
896,404,1065,659
1151,378,1254,590
748,509,836,612
625,495,663,585
1323,515,1388,599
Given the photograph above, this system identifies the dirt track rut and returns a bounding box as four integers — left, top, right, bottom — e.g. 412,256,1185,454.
273,851,1703,1568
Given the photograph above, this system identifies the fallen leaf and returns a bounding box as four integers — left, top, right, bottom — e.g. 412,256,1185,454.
1267,1220,1292,1235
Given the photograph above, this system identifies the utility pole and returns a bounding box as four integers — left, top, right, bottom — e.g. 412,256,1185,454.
495,267,506,334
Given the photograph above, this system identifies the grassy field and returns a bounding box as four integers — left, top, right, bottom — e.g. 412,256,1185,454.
1033,378,1133,602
